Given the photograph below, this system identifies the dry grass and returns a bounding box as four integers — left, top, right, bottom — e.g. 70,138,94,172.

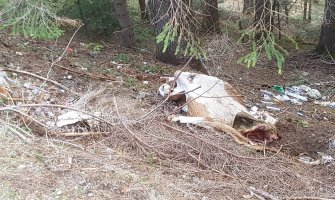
1,86,334,199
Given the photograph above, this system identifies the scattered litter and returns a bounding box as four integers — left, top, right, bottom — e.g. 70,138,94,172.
143,61,148,65
250,106,258,113
260,89,273,96
285,91,308,102
56,111,93,128
298,155,320,165
116,65,122,69
307,89,321,99
273,85,285,94
296,111,305,116
67,75,73,80
314,101,335,109
274,94,290,102
15,51,23,56
329,139,335,150
266,106,280,111
143,81,149,84
290,99,302,105
317,152,334,165
263,94,272,101
259,84,327,110
299,153,334,165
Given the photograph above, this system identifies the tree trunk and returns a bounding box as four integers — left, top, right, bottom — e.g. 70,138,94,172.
113,0,136,47
308,0,312,23
254,0,273,33
303,0,308,22
203,0,221,33
147,0,179,65
243,0,254,14
316,0,335,55
138,0,149,20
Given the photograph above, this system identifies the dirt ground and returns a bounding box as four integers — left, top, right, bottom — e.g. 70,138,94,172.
0,33,335,199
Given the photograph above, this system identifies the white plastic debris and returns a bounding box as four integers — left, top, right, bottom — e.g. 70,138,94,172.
290,99,303,105
260,90,273,96
297,85,311,93
67,75,73,80
307,89,321,99
274,94,290,101
263,94,272,101
318,152,334,165
314,101,335,109
285,91,308,102
15,52,23,56
250,106,258,113
298,156,320,165
329,139,335,150
266,106,281,111
143,81,149,84
116,65,122,69
56,111,93,128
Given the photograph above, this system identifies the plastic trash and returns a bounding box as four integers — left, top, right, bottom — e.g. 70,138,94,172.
273,85,285,94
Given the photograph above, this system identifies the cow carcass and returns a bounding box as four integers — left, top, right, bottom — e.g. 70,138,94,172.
159,71,280,151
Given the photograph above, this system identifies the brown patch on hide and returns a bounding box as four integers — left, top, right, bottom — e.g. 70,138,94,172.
224,82,244,105
0,86,9,97
187,99,211,119
240,124,280,144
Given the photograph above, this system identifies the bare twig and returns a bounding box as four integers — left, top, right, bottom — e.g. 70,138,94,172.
249,187,280,200
162,122,268,160
113,97,164,158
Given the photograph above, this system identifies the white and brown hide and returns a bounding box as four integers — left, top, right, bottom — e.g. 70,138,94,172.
160,71,280,150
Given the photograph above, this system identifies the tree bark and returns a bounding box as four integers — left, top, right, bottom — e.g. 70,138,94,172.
243,0,254,14
147,0,179,65
138,0,149,20
316,0,335,55
254,0,273,33
203,0,221,33
113,0,136,47
303,0,308,22
308,0,312,23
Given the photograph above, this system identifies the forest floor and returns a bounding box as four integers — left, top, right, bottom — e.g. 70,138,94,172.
0,32,334,200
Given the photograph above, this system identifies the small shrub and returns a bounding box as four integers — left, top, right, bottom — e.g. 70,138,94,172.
115,53,130,63
86,43,104,53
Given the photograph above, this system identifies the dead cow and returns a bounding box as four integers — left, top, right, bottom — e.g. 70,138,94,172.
159,70,280,151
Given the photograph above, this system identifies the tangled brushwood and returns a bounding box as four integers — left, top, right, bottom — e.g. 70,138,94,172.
1,75,334,198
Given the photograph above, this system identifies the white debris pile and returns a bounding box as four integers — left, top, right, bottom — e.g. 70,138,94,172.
260,85,335,109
